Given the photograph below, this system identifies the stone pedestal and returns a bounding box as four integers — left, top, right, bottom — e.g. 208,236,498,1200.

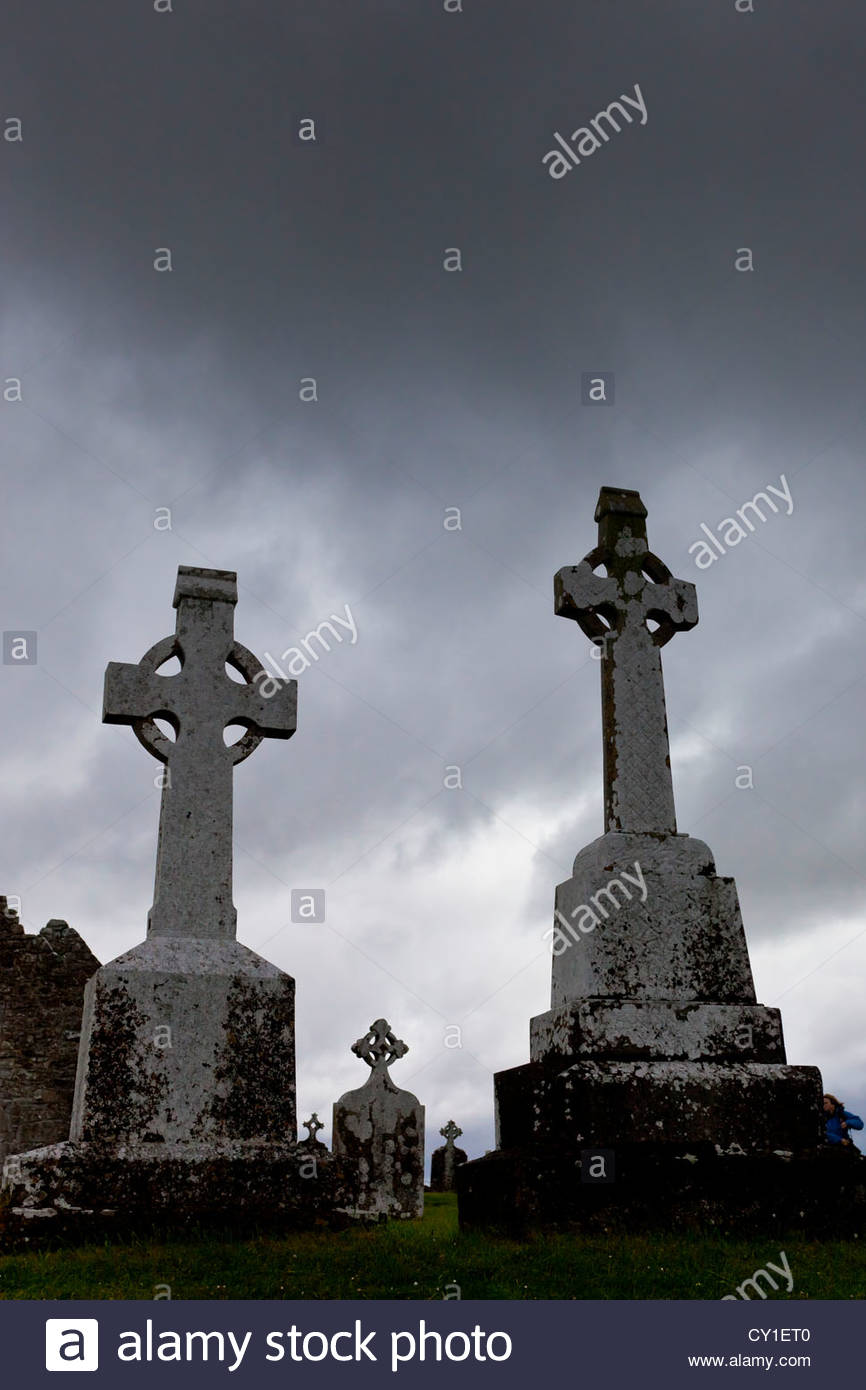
70,938,296,1145
0,937,315,1245
458,832,856,1234
0,1140,355,1249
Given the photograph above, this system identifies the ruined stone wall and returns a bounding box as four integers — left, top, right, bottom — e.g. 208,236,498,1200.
0,898,100,1165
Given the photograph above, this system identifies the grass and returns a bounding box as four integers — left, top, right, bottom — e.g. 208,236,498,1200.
1,1196,864,1300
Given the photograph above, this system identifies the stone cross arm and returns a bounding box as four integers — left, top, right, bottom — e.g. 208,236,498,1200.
103,566,297,765
102,565,298,940
555,552,697,648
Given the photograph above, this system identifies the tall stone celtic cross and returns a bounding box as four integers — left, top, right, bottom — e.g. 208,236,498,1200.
440,1119,462,1150
554,488,697,835
103,566,297,939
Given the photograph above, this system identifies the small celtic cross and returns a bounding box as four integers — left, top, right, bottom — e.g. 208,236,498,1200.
351,1018,409,1076
303,1113,324,1144
440,1119,462,1147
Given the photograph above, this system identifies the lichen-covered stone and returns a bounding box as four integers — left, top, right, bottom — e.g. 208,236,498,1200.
458,486,846,1234
70,939,296,1145
0,567,312,1242
332,1020,424,1219
0,1138,354,1250
531,999,786,1064
551,832,755,1006
0,901,99,1166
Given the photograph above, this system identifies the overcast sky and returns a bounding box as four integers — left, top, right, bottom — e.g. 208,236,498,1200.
2,0,866,1166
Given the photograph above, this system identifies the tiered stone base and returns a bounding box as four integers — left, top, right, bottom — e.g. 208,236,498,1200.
0,1139,356,1250
495,1056,823,1153
457,1143,866,1237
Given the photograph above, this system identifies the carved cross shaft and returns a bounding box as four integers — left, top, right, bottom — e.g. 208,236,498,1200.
103,566,297,939
555,488,697,834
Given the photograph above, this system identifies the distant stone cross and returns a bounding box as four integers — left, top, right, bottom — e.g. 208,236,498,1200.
440,1119,462,1148
555,488,697,834
103,566,297,939
303,1113,324,1144
352,1018,409,1078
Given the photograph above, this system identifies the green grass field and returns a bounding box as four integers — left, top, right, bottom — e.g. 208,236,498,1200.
1,1196,864,1300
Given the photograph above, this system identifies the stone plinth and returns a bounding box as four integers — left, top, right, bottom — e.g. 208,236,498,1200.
457,1145,866,1237
550,832,755,1006
332,1020,425,1219
0,1139,355,1250
70,939,295,1145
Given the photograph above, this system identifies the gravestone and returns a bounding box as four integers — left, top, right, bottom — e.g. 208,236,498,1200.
298,1113,326,1150
1,566,351,1244
332,1018,425,1219
429,1120,467,1191
0,900,99,1166
458,487,865,1235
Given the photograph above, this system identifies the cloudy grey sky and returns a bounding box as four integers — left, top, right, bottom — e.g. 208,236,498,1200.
3,0,866,1163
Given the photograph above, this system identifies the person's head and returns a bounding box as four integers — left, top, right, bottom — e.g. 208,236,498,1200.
823,1093,843,1115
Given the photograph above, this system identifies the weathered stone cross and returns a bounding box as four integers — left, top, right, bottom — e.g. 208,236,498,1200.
440,1119,462,1148
303,1113,324,1144
555,488,697,834
103,566,297,939
352,1018,409,1080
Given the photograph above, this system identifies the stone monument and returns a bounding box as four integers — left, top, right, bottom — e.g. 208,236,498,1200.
458,487,865,1234
332,1018,425,1219
298,1114,326,1150
0,566,351,1244
0,901,99,1167
430,1119,467,1191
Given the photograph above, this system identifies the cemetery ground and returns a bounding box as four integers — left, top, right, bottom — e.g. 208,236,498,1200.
1,1196,864,1300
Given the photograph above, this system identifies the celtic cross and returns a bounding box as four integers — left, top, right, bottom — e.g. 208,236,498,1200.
103,566,297,939
303,1113,324,1144
440,1119,462,1149
351,1018,409,1079
555,488,697,834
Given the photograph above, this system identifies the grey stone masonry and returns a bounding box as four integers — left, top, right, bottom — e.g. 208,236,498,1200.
71,567,299,1146
0,900,99,1166
333,1019,425,1219
0,566,329,1245
456,487,851,1236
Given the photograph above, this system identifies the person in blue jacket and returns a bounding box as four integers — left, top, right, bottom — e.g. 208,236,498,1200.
823,1094,864,1150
